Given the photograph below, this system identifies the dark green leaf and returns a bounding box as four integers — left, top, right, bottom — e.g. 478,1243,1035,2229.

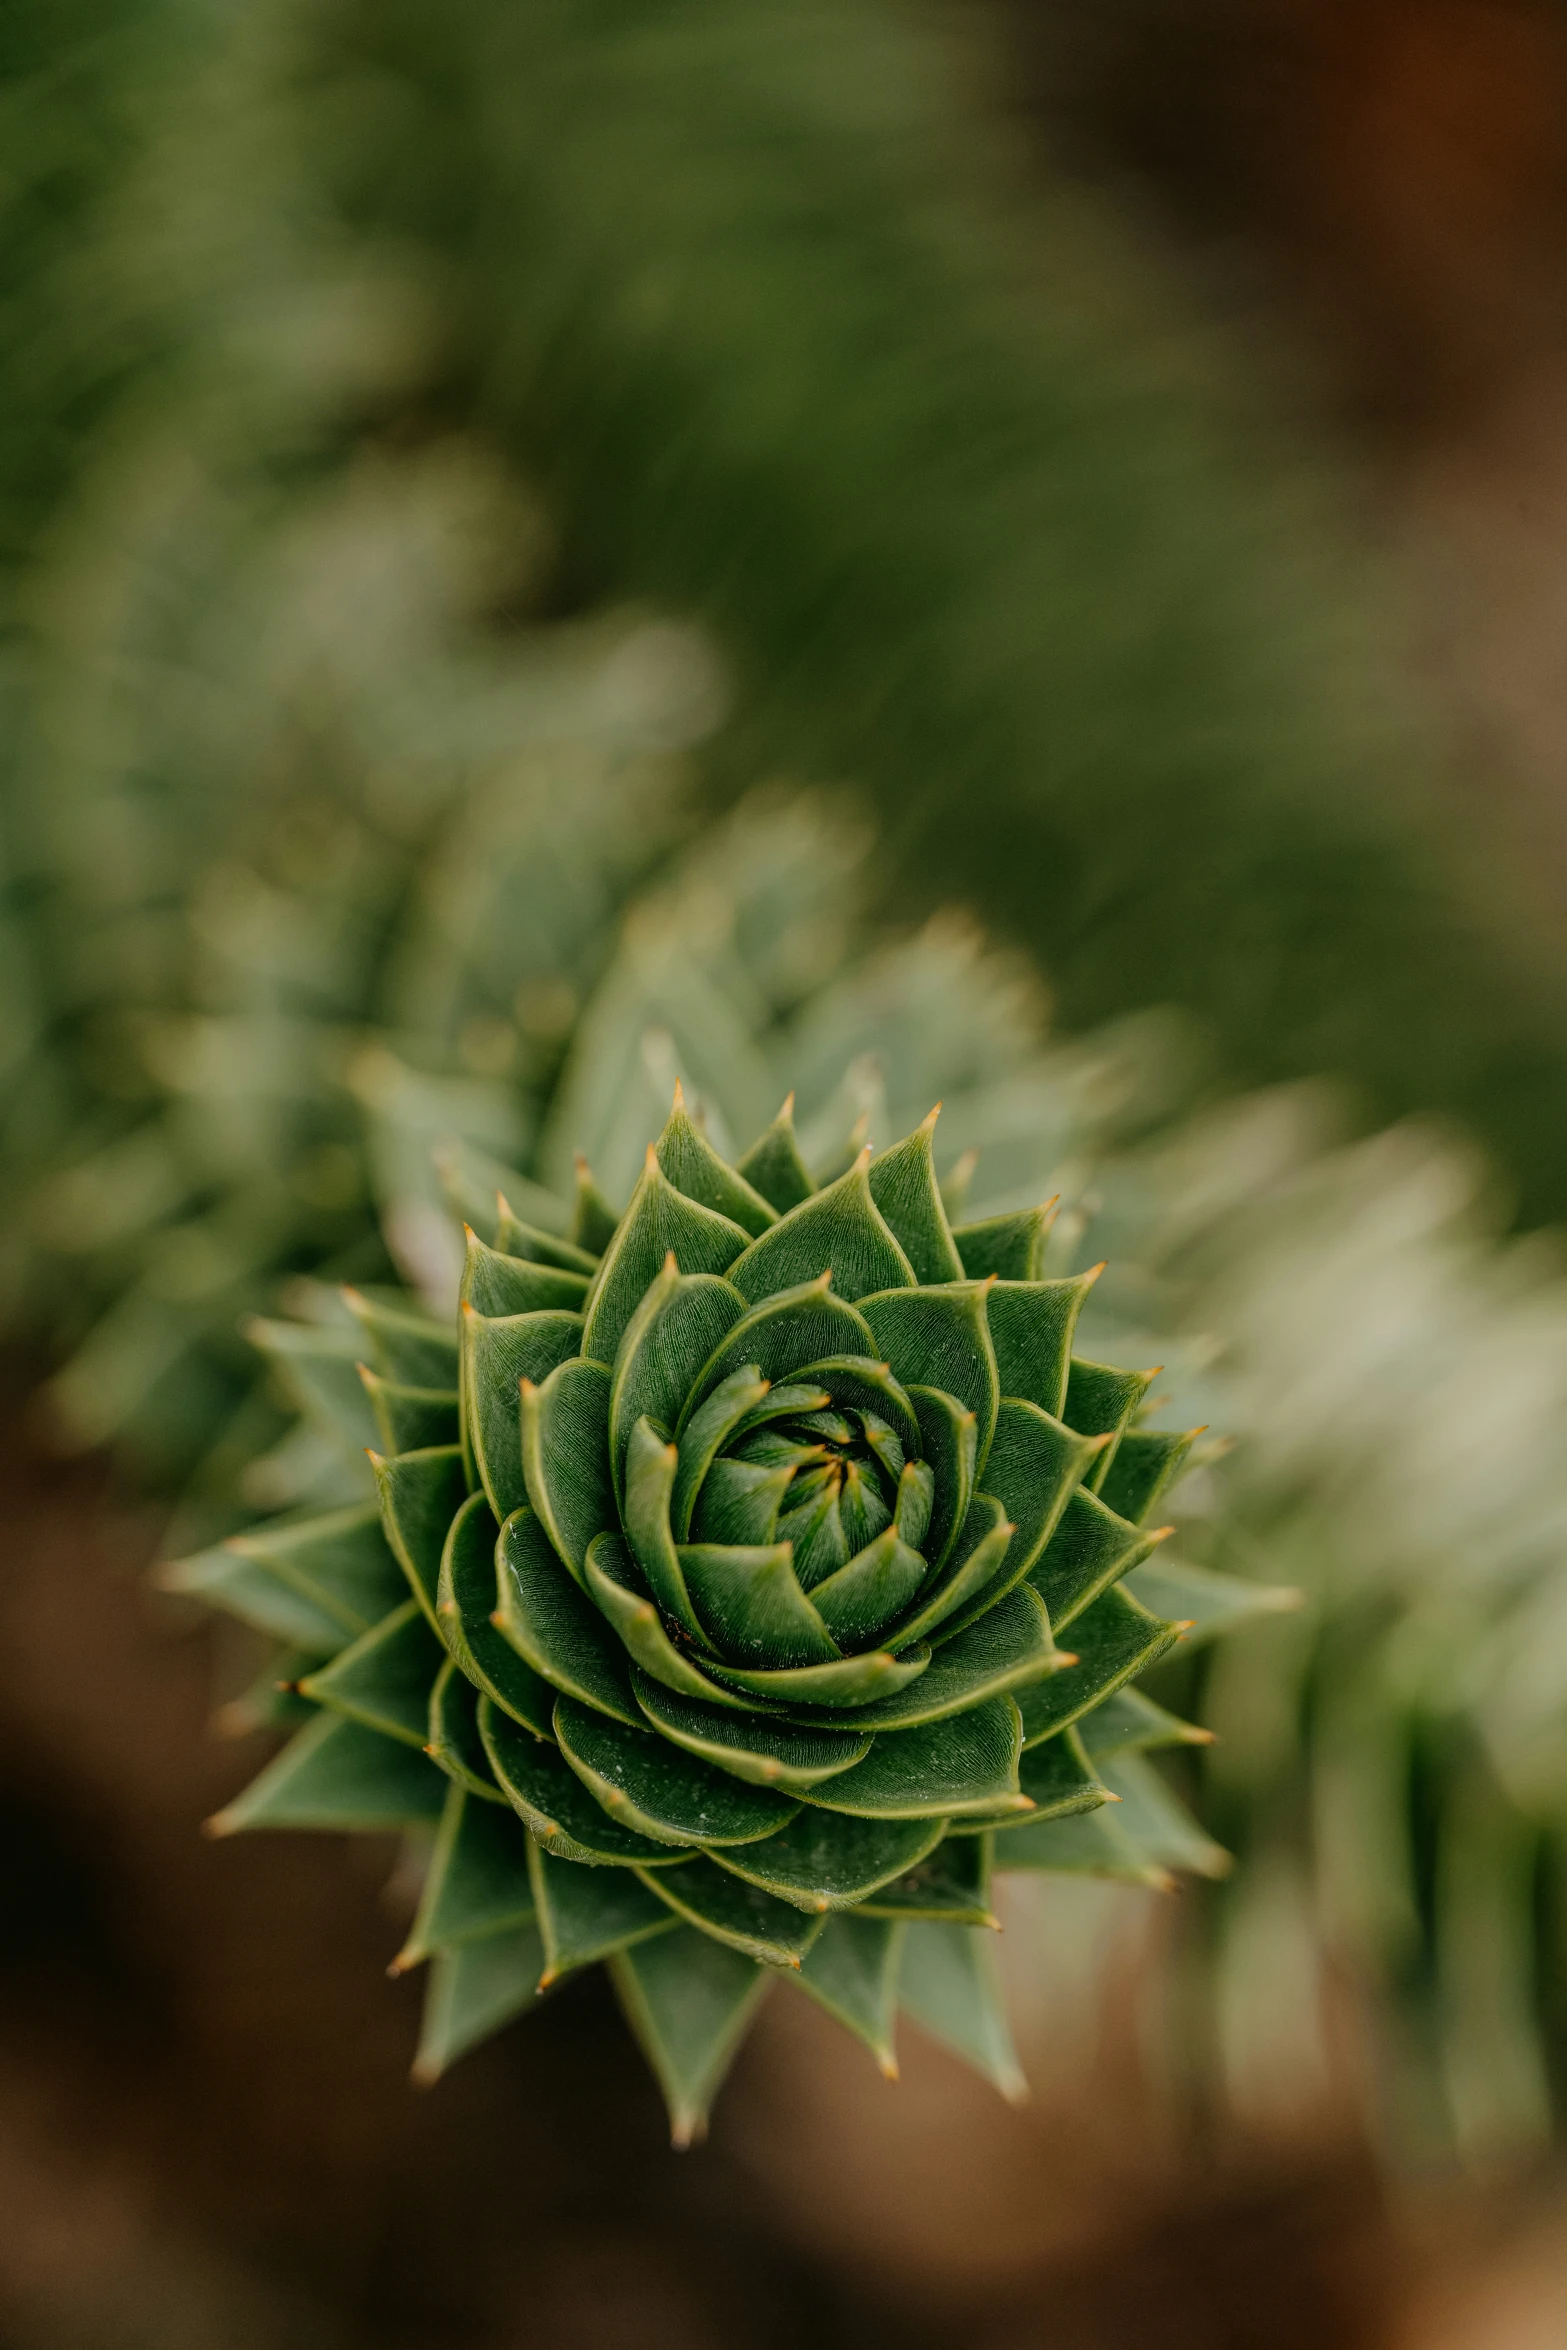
426,1658,509,1800
437,1495,556,1738
394,1786,536,1972
952,1204,1056,1283
656,1093,778,1235
583,1534,756,1709
906,1384,976,1574
736,1097,816,1214
553,1696,800,1848
859,1833,997,1925
344,1288,459,1387
360,1367,460,1456
621,1419,713,1649
1030,1487,1168,1632
680,1540,839,1669
608,1265,745,1500
631,1671,870,1790
581,1150,748,1364
530,1844,679,1983
867,1112,965,1284
520,1356,615,1579
461,1229,589,1319
811,1530,926,1648
1097,1427,1202,1526
1004,1725,1109,1823
208,1712,445,1836
1016,1585,1184,1747
610,1926,770,2145
714,1809,945,1912
412,1920,546,2083
463,1305,583,1524
494,1507,639,1724
965,1398,1106,1608
478,1697,678,1866
860,1285,999,1471
374,1447,470,1630
707,1644,931,1711
1062,1359,1158,1491
807,1696,1026,1822
672,1366,771,1537
727,1152,915,1305
899,1922,1026,2101
986,1275,1098,1420
847,1586,1061,1728
493,1202,599,1275
888,1492,1014,1649
793,1356,922,1462
299,1599,443,1748
638,1855,825,1968
684,1278,878,1419
692,1456,795,1546
570,1156,620,1254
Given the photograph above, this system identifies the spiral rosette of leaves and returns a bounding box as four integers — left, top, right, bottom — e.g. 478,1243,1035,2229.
170,1088,1216,2141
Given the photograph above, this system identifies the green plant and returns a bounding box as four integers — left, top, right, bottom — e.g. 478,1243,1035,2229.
169,1075,1273,2141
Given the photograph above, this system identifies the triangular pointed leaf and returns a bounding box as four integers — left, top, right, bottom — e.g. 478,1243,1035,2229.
553,1696,800,1848
610,1926,770,2145
463,1305,583,1523
631,1670,870,1790
637,1856,824,1968
986,1275,1098,1420
529,1844,679,1983
299,1599,443,1747
899,1922,1027,2101
412,1921,545,2083
436,1494,555,1737
1016,1585,1184,1747
494,1506,639,1724
520,1356,615,1579
859,1284,999,1472
581,1152,749,1364
656,1096,778,1235
374,1447,471,1631
713,1810,945,1913
683,1279,877,1420
805,1697,1027,1821
426,1657,509,1799
1031,1487,1170,1631
867,1114,964,1284
952,1204,1056,1283
608,1266,745,1501
208,1712,444,1836
858,1833,997,1925
394,1787,535,1972
727,1153,915,1305
478,1697,679,1866
736,1099,815,1214
794,1914,903,2073
583,1533,756,1709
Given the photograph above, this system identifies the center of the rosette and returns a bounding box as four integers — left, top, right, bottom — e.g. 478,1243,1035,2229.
718,1397,908,1590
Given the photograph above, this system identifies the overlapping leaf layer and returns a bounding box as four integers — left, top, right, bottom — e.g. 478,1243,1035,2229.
172,1089,1222,2138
